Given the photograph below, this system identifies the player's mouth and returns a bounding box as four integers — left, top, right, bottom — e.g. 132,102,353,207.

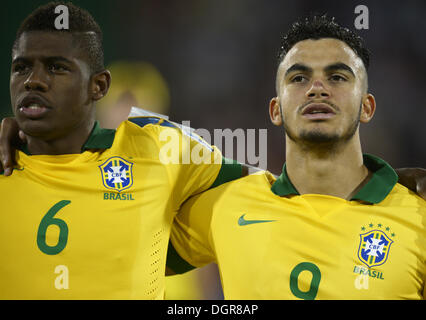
301,103,336,120
17,95,52,119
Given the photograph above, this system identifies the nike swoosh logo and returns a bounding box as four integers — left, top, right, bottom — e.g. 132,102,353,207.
238,214,276,226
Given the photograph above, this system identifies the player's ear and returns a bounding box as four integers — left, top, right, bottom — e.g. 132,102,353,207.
269,97,283,126
360,93,376,123
90,69,111,102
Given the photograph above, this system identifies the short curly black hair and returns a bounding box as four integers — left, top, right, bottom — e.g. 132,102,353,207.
13,1,104,74
278,14,370,70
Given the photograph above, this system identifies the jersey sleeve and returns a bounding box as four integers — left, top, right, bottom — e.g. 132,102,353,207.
128,116,242,208
168,187,220,273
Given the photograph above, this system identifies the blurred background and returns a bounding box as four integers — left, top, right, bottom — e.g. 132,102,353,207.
1,0,425,299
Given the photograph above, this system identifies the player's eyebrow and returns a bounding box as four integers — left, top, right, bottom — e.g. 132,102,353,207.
324,63,355,77
11,57,31,65
284,62,356,78
285,63,312,77
44,56,74,65
12,56,74,65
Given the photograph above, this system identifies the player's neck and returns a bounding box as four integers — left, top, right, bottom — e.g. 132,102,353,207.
285,136,370,200
25,120,95,156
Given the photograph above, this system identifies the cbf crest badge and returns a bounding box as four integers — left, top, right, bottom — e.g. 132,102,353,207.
99,156,134,192
357,229,394,268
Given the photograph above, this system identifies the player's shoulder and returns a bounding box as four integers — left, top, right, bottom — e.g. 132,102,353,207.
102,117,176,159
122,116,204,142
200,170,274,199
237,170,276,187
383,182,426,209
124,116,179,132
114,116,182,146
185,170,275,214
120,116,218,158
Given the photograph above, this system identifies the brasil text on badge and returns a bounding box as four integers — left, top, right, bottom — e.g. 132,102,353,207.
99,156,134,192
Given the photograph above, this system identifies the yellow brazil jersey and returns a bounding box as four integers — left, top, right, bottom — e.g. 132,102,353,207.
0,116,241,300
170,154,426,299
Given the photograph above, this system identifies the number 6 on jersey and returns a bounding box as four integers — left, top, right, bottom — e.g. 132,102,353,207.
37,200,71,255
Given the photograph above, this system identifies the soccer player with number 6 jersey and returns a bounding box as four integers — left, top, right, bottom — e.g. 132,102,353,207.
0,2,242,299
169,15,426,299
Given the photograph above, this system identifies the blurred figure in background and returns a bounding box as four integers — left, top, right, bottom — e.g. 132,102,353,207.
95,61,170,129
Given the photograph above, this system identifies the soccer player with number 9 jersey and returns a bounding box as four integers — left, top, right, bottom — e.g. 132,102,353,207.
169,15,426,299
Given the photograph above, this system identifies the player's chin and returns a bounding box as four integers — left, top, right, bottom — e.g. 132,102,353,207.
16,117,56,139
299,129,340,144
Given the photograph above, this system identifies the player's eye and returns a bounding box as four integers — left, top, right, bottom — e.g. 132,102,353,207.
49,64,69,73
13,64,30,75
291,75,308,83
329,74,347,82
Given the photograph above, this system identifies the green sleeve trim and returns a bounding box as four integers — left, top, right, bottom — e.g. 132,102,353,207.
166,241,196,274
210,156,243,189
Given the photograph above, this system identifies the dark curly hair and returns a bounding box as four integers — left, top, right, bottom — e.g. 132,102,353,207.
13,1,104,74
278,14,370,70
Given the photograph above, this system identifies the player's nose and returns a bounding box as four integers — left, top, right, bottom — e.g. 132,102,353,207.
306,80,330,99
24,66,49,92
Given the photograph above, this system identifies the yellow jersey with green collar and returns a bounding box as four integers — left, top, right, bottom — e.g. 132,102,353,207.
170,154,426,299
0,117,241,299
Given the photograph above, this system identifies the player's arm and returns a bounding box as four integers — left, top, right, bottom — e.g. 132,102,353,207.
141,116,243,202
166,188,219,275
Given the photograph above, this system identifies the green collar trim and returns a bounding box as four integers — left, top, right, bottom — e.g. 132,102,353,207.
270,163,298,197
271,154,398,204
81,121,116,151
20,121,116,155
351,154,398,203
